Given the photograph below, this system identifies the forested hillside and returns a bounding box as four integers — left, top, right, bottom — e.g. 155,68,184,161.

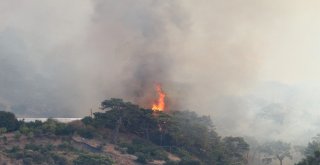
0,98,250,165
0,98,317,165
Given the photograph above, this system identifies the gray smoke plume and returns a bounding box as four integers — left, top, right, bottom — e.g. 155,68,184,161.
90,0,186,108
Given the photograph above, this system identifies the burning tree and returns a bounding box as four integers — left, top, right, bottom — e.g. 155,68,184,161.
151,84,166,111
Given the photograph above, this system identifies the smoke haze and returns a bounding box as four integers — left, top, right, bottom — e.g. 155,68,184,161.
1,0,320,145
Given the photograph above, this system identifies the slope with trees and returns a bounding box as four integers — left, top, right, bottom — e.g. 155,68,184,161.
0,98,251,165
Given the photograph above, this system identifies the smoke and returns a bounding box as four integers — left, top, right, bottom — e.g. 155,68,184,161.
1,0,320,147
89,0,187,108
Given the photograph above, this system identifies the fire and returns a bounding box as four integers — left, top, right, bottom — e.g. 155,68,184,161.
152,84,166,111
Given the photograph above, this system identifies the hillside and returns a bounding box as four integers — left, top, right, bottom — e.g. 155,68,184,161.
0,98,250,165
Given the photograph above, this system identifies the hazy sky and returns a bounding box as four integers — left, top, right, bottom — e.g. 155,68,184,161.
1,0,320,144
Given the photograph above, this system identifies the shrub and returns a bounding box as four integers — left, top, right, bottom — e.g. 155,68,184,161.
151,148,169,160
23,158,33,165
24,143,41,151
18,149,48,164
122,138,168,161
27,132,34,140
42,118,58,134
77,128,94,139
165,160,179,165
2,136,7,144
46,144,54,151
6,146,20,154
5,146,23,159
81,116,93,125
58,141,75,151
19,125,30,134
51,153,68,165
73,154,113,165
135,152,148,164
55,123,75,136
179,159,202,165
0,127,7,134
14,131,21,141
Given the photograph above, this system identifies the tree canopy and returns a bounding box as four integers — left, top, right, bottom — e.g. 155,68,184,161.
0,111,19,131
92,98,250,164
259,141,292,165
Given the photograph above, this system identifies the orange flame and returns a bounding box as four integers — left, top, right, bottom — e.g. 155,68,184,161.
152,85,166,111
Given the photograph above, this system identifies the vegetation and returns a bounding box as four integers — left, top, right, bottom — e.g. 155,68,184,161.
4,98,320,164
0,111,19,131
1,98,301,164
296,134,320,165
304,134,320,157
73,154,113,165
222,137,249,164
296,151,320,165
120,138,168,162
5,144,69,165
91,98,250,164
259,141,292,165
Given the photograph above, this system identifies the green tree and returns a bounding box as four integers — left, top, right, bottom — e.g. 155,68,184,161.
82,116,93,125
98,98,142,143
222,137,249,164
260,141,292,165
296,134,320,165
304,134,320,157
296,151,320,165
100,98,128,143
0,111,19,131
165,111,221,160
94,98,249,164
42,118,58,134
